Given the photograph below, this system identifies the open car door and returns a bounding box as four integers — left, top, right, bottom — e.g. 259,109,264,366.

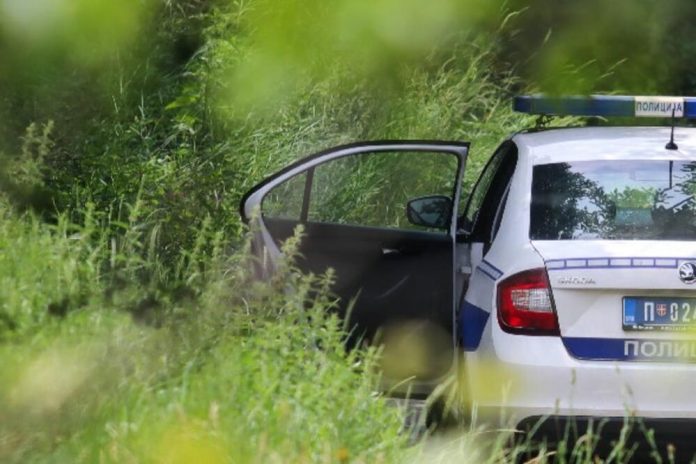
240,141,468,396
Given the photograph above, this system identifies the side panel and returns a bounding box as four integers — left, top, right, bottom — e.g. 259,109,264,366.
241,141,469,394
535,240,696,362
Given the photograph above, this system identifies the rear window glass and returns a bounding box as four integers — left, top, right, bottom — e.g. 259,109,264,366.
531,160,696,240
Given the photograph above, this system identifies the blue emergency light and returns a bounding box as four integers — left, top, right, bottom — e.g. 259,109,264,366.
514,95,696,119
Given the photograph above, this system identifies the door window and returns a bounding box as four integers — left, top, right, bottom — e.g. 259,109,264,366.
261,171,307,220
262,150,459,233
460,141,518,243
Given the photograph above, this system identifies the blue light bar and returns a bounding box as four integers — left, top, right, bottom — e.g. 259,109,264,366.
514,95,696,118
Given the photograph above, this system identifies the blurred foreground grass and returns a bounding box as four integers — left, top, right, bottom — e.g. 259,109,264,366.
0,0,690,462
0,215,408,462
0,0,531,460
0,201,664,463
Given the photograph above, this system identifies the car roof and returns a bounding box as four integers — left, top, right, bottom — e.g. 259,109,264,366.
511,126,696,165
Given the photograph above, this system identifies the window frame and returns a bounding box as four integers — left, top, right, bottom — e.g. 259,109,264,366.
262,149,462,233
460,141,518,244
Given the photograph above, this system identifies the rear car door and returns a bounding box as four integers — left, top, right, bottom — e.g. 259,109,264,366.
456,141,518,350
241,141,468,395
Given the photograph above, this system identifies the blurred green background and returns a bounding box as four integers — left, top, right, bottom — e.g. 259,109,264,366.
0,0,694,462
2,0,694,241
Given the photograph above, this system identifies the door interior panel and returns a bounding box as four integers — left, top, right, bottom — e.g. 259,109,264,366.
266,217,454,373
243,144,470,387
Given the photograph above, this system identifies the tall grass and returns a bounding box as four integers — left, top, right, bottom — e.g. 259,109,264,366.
0,216,410,463
0,1,642,463
2,201,671,463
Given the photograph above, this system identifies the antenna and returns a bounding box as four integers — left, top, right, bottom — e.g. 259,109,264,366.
666,107,678,150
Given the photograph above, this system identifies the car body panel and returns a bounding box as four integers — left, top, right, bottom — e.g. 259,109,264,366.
460,126,696,425
515,126,696,165
242,126,696,426
534,241,696,340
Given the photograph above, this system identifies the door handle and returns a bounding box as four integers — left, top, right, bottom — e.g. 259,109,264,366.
381,247,401,256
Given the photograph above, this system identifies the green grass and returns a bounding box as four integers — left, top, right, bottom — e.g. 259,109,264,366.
0,1,662,462
0,202,679,464
0,219,408,463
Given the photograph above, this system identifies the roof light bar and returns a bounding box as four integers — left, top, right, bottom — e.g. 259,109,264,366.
514,95,696,118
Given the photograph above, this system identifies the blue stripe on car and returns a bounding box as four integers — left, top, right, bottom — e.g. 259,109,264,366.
459,301,490,351
482,259,503,277
476,266,498,281
563,337,630,361
546,257,696,271
563,337,696,362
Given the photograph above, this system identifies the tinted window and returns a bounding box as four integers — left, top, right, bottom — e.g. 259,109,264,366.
531,160,696,240
462,148,506,229
460,142,517,243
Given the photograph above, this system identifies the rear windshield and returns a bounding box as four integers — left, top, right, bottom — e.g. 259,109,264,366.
531,160,696,240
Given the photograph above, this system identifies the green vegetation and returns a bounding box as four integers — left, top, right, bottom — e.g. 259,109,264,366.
1,0,694,462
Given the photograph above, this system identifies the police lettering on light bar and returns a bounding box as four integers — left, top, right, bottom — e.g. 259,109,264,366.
634,96,683,117
513,95,696,119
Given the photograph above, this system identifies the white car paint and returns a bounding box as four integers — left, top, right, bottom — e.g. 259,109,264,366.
241,125,696,433
460,126,696,424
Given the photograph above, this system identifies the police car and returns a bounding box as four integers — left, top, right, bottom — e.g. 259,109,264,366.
241,95,696,442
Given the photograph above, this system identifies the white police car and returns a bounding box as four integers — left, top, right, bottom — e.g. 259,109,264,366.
241,95,696,442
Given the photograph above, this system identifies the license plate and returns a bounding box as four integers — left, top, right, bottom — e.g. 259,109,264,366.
623,297,696,331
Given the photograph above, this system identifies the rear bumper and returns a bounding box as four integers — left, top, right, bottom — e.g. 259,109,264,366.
516,416,696,462
464,327,696,424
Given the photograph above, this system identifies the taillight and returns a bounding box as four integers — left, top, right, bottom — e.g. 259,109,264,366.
497,268,559,335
